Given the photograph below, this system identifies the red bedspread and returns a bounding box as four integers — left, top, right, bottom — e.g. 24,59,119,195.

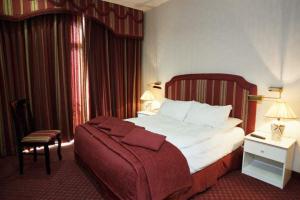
74,117,192,200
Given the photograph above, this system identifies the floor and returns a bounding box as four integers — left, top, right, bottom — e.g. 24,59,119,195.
0,145,299,200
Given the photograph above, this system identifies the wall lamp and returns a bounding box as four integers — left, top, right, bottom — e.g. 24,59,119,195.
148,81,162,89
248,87,283,102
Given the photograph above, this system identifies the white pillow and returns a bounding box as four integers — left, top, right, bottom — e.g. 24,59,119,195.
158,99,192,121
184,101,232,127
218,117,243,131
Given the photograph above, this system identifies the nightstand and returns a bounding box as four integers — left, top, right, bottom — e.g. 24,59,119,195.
137,111,156,117
242,131,296,189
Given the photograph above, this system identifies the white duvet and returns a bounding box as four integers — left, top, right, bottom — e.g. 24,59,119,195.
126,114,245,174
127,115,220,149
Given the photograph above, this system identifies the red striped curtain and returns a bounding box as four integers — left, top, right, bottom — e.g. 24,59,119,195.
0,14,142,156
70,15,89,130
86,20,141,119
0,14,78,155
0,20,25,156
0,0,144,38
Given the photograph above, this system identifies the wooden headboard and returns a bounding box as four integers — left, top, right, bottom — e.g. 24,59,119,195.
165,73,257,134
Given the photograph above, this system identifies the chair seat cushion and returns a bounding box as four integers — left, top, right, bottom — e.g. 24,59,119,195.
31,130,60,137
21,130,60,143
21,136,52,143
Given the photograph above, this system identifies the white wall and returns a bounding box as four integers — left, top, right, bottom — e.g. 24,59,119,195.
142,0,300,172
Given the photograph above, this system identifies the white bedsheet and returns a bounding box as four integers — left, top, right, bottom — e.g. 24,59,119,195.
126,115,245,174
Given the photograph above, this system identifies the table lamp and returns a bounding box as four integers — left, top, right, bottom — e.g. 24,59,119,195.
265,101,297,141
140,90,155,111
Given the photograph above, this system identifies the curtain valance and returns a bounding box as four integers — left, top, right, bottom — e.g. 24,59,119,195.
0,0,143,38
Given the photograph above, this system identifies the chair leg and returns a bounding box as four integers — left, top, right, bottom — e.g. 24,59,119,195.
57,135,62,160
33,146,37,162
18,145,24,175
44,144,51,174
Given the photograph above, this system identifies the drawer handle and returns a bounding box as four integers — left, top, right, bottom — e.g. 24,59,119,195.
260,150,264,153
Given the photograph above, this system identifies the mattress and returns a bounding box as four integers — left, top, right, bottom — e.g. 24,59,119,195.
127,115,245,174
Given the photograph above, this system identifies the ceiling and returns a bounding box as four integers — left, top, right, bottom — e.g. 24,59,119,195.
103,0,170,11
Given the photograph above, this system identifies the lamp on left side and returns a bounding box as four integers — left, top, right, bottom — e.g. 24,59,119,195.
140,90,155,112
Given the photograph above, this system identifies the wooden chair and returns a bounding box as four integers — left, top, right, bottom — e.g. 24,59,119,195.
10,99,62,174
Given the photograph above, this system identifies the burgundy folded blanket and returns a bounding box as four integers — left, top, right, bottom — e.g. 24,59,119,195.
92,117,165,150
87,116,108,125
122,128,166,151
96,117,136,137
77,116,192,199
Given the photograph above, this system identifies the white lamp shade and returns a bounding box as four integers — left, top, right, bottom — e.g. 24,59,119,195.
140,90,155,101
265,101,297,119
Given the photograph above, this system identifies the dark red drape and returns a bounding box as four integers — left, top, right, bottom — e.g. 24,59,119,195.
0,15,142,156
0,14,76,155
0,0,144,38
0,0,144,157
86,20,141,119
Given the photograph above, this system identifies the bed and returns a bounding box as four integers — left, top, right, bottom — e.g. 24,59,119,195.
74,73,257,200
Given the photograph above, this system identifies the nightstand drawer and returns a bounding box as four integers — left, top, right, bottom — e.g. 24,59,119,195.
244,140,286,163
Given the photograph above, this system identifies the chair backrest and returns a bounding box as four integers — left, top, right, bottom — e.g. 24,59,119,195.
10,99,35,142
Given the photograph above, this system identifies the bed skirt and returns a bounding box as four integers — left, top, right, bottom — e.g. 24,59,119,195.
175,147,243,199
75,147,243,200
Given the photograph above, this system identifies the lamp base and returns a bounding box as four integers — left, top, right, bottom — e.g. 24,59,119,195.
143,101,152,112
270,123,285,141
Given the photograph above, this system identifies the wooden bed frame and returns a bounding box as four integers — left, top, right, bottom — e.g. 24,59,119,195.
75,73,257,199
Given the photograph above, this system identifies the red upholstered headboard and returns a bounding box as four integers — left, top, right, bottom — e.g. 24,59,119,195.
165,74,257,134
